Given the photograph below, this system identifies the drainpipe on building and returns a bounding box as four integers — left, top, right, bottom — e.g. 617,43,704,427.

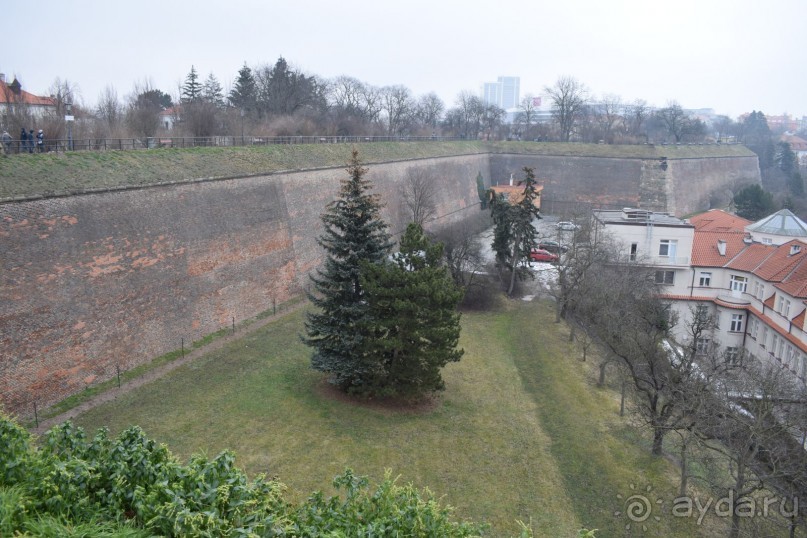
689,268,696,297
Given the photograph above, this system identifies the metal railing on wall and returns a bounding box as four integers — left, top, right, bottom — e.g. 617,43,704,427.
4,135,463,154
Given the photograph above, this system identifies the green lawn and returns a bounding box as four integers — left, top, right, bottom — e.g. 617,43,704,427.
73,299,709,537
0,141,753,200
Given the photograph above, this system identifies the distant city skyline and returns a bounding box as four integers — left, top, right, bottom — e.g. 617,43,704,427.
4,0,805,121
483,77,521,110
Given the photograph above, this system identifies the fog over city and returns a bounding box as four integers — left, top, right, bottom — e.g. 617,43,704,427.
5,0,805,119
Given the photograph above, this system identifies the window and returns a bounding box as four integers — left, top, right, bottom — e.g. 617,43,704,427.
725,347,741,365
762,237,773,244
729,313,744,332
698,272,712,287
786,345,796,369
659,239,677,258
800,355,807,379
630,243,638,262
750,317,759,339
783,299,791,317
761,327,769,348
730,275,748,293
771,335,780,358
655,270,675,285
757,283,765,300
695,338,711,355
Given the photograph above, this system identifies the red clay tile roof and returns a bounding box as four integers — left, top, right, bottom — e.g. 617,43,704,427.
781,135,807,152
0,80,56,107
725,243,775,272
775,257,807,298
792,308,807,331
691,230,748,267
752,240,807,282
689,209,751,232
489,184,543,207
764,293,776,309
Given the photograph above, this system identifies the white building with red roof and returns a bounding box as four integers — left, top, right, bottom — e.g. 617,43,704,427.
0,74,56,124
594,207,807,383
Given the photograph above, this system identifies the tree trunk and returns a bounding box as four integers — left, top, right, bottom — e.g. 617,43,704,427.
651,427,665,456
598,361,608,387
679,437,688,497
620,380,626,417
568,322,576,343
507,234,520,297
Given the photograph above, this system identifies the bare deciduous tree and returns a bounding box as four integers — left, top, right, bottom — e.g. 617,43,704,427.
400,166,437,226
381,85,415,136
544,76,589,142
96,85,123,135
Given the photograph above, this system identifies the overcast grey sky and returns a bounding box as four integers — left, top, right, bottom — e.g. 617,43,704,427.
5,0,805,120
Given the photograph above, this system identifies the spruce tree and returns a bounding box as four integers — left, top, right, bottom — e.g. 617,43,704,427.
229,63,257,112
489,167,541,296
359,222,464,397
202,73,225,108
304,150,393,392
181,65,202,103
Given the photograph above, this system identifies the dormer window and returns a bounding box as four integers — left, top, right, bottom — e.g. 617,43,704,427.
791,245,802,256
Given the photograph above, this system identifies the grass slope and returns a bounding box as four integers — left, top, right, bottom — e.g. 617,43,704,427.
73,300,709,536
0,141,754,201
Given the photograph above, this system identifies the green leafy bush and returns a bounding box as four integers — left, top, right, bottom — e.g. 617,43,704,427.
0,413,490,537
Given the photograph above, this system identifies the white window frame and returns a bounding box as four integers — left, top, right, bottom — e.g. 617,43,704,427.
659,239,677,258
730,275,748,293
695,338,711,355
725,347,741,365
750,317,759,339
729,313,744,332
655,270,675,285
698,272,712,287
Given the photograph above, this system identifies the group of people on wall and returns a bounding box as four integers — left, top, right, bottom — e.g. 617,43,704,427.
0,128,45,155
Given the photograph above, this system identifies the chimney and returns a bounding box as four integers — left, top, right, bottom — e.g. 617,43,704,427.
509,173,514,186
717,240,726,256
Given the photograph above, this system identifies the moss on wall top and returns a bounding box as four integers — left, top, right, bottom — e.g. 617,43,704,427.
0,141,755,201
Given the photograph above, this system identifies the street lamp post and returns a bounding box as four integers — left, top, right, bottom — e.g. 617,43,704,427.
65,102,74,151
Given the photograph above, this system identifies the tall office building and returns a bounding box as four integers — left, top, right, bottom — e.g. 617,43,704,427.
497,76,520,109
481,76,520,110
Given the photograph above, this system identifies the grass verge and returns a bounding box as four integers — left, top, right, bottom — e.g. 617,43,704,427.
71,299,711,536
0,141,754,200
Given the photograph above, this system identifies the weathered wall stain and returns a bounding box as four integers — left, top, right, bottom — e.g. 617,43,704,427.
0,152,759,416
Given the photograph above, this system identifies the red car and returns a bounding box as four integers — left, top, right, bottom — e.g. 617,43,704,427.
529,248,559,263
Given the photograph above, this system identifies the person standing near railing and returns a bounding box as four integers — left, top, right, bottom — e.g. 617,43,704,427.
19,127,26,153
1,130,11,155
36,129,44,152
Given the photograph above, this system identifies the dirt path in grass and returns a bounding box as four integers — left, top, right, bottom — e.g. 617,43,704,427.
31,302,307,436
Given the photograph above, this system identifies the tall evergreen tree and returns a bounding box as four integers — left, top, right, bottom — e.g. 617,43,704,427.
733,184,775,220
181,65,202,103
359,223,464,397
490,167,542,296
229,63,257,112
304,150,393,392
202,73,225,108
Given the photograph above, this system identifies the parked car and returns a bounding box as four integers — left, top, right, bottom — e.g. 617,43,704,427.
529,248,559,263
556,221,580,231
538,240,568,254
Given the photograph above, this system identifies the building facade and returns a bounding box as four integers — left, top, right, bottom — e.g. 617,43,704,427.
593,208,807,384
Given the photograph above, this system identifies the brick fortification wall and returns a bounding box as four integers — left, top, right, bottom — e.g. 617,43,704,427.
1,151,759,416
0,155,490,416
489,153,760,215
